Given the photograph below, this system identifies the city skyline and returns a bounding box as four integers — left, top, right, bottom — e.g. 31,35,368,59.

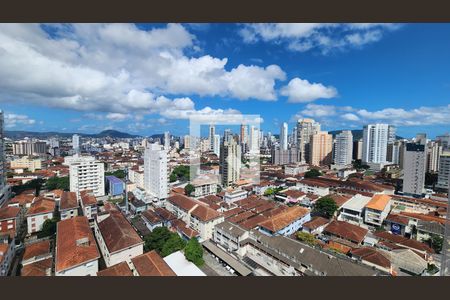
0,24,449,138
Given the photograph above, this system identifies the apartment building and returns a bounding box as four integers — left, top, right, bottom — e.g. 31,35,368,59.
0,206,21,238
79,190,98,221
258,206,311,236
364,194,392,227
144,143,169,200
21,240,53,276
68,155,105,197
26,197,55,234
10,156,42,172
338,194,372,225
309,131,333,166
59,191,79,220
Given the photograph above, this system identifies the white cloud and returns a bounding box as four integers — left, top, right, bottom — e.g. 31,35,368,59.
293,103,450,128
281,77,337,103
4,113,36,128
240,23,401,54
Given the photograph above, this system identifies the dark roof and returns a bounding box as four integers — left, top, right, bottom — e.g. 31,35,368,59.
351,247,391,269
302,217,330,230
215,221,247,238
60,191,78,210
153,207,177,222
323,220,368,244
141,209,163,225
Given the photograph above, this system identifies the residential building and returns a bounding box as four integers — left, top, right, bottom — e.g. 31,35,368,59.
144,143,169,200
0,111,9,207
55,216,100,276
94,210,144,268
223,189,248,204
302,216,330,235
59,191,79,220
164,131,170,150
284,164,309,176
213,221,249,253
296,118,321,163
323,220,369,245
68,155,105,197
333,130,353,167
240,124,248,146
249,125,259,154
402,143,426,196
72,134,80,153
105,175,125,196
0,206,21,238
209,124,215,152
10,157,42,172
426,141,442,173
436,152,450,190
131,250,176,276
258,206,311,236
191,174,218,198
141,209,163,231
362,124,389,165
352,139,363,160
386,140,401,164
12,140,47,156
166,194,224,240
338,194,372,225
364,194,392,227
213,134,220,157
97,261,133,276
26,197,55,234
79,190,98,221
310,131,333,166
271,146,298,165
280,122,288,151
21,240,53,276
296,179,330,197
163,251,206,276
0,235,15,276
220,139,241,187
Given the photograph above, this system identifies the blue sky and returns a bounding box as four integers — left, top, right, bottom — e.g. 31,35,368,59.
0,23,449,138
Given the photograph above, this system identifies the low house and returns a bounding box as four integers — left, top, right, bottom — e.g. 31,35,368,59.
258,206,311,236
416,220,445,243
350,247,392,274
387,248,428,276
0,235,15,276
131,250,176,276
323,220,368,246
302,217,330,235
55,216,100,276
26,197,55,235
94,210,144,268
79,190,98,221
163,251,206,276
296,179,330,197
59,191,79,220
373,231,434,260
170,219,200,240
191,174,218,198
384,214,411,236
223,189,248,204
21,240,53,276
213,220,249,255
274,189,306,204
338,194,371,225
141,209,163,231
364,194,391,227
153,207,177,226
0,206,22,238
97,261,133,276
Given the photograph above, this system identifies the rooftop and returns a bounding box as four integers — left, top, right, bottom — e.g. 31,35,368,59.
131,250,176,276
163,251,206,276
60,191,78,210
302,216,330,230
341,194,372,212
258,206,310,233
55,216,100,273
80,190,97,206
142,209,163,225
97,261,133,276
22,240,51,261
26,197,55,216
365,194,391,211
323,220,368,244
0,206,20,220
21,258,52,276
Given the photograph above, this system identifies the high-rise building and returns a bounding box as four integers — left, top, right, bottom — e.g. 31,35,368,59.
240,124,248,146
209,125,215,152
223,129,233,144
220,139,241,187
72,134,80,153
271,146,298,165
402,143,426,196
68,155,105,197
362,124,389,164
386,141,401,165
387,125,396,144
296,118,321,163
426,141,443,173
436,133,450,150
213,134,220,157
164,131,170,150
436,152,450,191
310,131,333,166
280,122,288,151
144,143,169,200
415,133,427,145
12,140,47,156
249,125,259,154
183,135,191,150
0,111,10,207
352,139,363,160
334,131,353,167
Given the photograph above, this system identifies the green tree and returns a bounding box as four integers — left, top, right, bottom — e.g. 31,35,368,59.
304,169,322,178
184,238,204,266
184,184,195,196
105,169,126,179
161,234,186,257
143,227,173,253
216,185,222,193
11,178,45,196
38,218,58,238
429,234,444,253
313,196,338,218
169,173,178,182
170,165,190,182
296,232,317,246
45,176,70,191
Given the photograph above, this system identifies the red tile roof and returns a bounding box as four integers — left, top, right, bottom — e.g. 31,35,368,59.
55,216,100,273
351,247,391,269
60,191,78,210
131,250,176,276
0,206,20,220
258,206,310,232
302,216,330,230
97,261,133,276
26,198,55,216
324,220,368,244
21,258,52,276
142,209,163,225
22,240,51,261
97,210,143,253
80,190,97,206
171,219,199,239
153,207,177,222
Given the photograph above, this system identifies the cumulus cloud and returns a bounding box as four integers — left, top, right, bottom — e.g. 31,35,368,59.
239,23,401,54
280,77,337,103
292,103,450,127
0,23,287,119
4,113,36,128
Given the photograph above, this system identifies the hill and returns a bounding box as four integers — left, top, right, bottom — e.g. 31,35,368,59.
5,129,140,139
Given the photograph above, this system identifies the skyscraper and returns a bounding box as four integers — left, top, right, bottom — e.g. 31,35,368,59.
72,134,80,154
220,139,241,187
362,124,389,165
213,134,221,157
296,118,321,163
249,125,259,154
436,152,450,191
334,131,353,167
164,131,170,150
415,133,427,145
310,131,333,166
240,124,248,146
209,124,215,152
352,139,363,160
0,111,10,206
386,140,401,165
402,142,426,196
144,143,169,200
68,155,105,197
387,125,396,144
426,141,443,173
280,122,288,151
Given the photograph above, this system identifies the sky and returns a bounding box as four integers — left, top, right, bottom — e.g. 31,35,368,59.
0,23,449,139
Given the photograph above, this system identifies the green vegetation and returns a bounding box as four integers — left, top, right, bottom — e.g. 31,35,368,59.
143,227,187,257
37,217,59,238
216,185,222,193
296,232,317,246
170,165,190,182
428,234,444,253
45,176,70,191
264,187,284,196
105,169,126,179
184,238,204,266
313,196,338,219
184,184,195,196
304,169,322,178
11,178,45,196
352,159,370,170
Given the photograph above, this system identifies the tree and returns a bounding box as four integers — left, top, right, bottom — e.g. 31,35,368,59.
38,218,58,238
352,159,370,170
184,238,204,266
184,184,195,196
105,169,126,179
304,169,322,178
45,176,70,191
296,232,317,246
429,234,443,253
143,227,172,253
170,165,190,182
313,196,338,218
11,178,45,196
169,173,178,183
161,234,186,257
